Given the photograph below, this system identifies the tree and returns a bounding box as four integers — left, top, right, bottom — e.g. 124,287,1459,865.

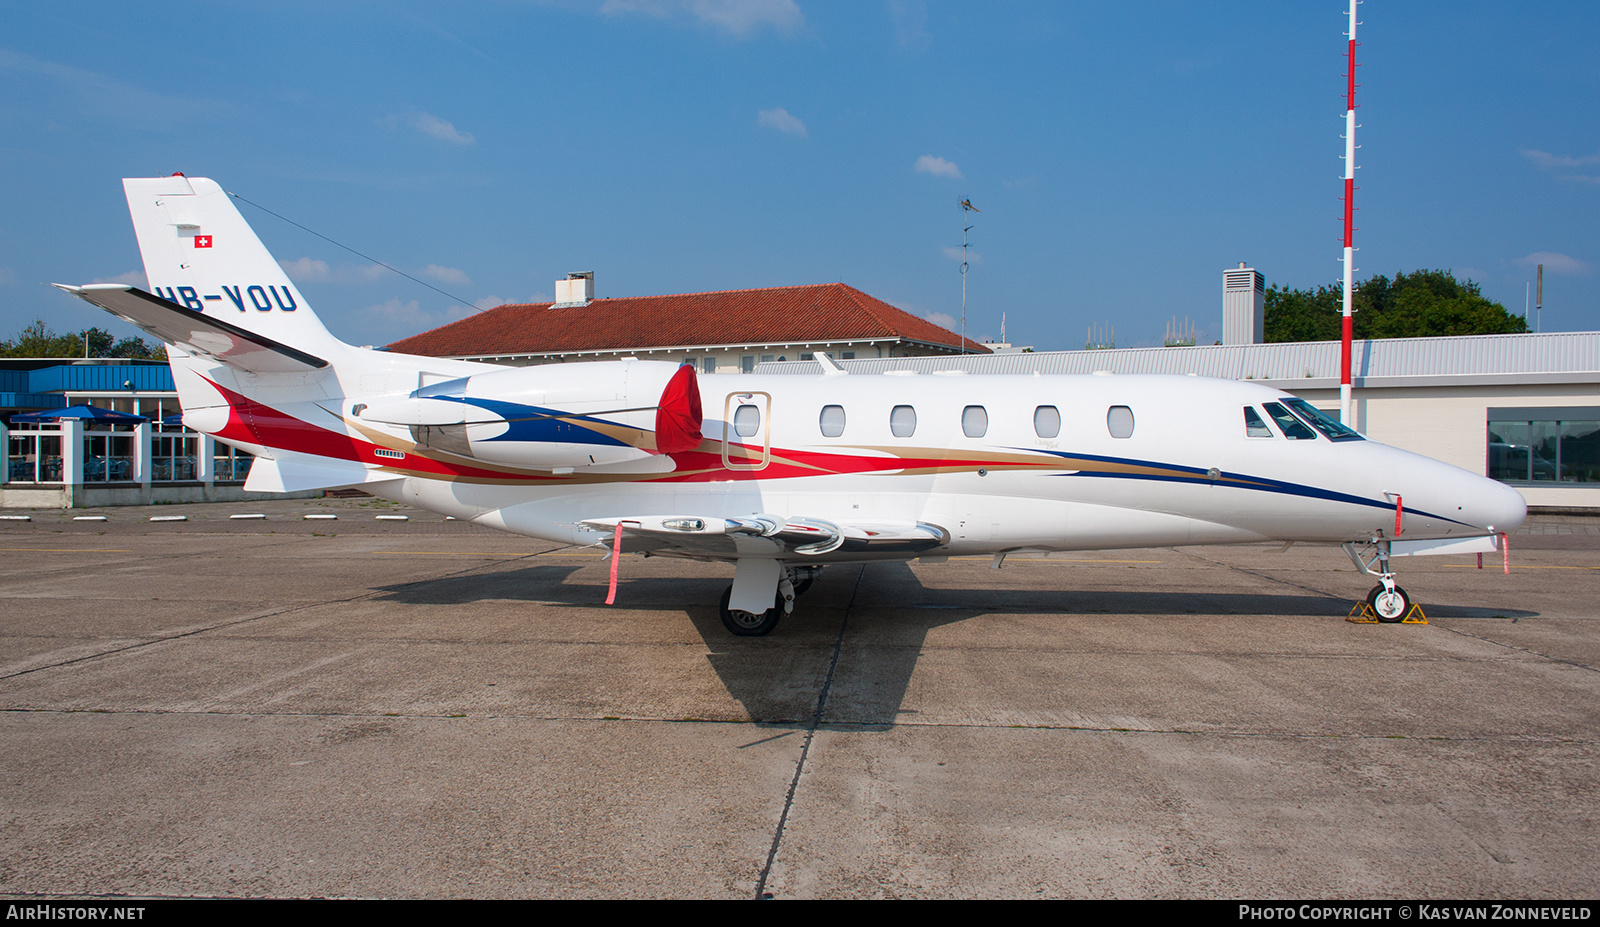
1265,270,1529,343
1,320,163,359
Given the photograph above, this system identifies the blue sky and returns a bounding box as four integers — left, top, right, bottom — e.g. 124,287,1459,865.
2,1,1596,351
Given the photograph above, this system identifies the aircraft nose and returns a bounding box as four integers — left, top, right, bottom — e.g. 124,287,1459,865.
1469,476,1528,535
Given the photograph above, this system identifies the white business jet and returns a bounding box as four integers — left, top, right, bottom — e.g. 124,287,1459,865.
57,175,1526,635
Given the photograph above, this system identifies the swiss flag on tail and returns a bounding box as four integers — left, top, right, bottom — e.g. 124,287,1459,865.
193,235,213,248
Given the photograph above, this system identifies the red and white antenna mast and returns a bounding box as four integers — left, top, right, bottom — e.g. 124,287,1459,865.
1340,2,1361,424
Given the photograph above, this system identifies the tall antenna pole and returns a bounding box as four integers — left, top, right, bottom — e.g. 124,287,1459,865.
1340,2,1361,424
1536,263,1543,333
959,198,979,354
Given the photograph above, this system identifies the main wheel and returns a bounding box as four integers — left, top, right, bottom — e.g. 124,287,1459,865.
719,585,783,637
1367,584,1411,623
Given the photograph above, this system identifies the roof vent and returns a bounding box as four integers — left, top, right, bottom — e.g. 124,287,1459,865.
552,271,594,309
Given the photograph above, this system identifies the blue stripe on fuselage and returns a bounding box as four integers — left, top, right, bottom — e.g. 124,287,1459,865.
1013,446,1473,529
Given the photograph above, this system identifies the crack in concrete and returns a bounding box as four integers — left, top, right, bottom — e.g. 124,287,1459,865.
753,564,864,900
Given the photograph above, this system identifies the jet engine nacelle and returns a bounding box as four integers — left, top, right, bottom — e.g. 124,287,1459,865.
360,360,703,471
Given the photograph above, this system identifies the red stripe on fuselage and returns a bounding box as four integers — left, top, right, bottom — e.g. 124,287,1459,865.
203,378,1054,485
205,379,560,482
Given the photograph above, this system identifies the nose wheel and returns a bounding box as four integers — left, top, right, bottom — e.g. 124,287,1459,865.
1366,583,1411,623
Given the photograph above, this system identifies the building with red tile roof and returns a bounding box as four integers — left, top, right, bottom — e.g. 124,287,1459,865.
386,281,989,372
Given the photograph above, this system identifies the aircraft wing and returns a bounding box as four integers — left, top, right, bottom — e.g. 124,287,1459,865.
581,515,950,559
54,284,327,374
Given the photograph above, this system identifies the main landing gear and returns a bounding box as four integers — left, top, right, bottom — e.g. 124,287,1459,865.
718,565,822,636
1342,539,1412,623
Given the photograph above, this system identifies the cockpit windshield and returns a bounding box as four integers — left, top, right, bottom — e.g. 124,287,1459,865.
1282,398,1363,441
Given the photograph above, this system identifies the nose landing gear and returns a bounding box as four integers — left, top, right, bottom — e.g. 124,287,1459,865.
1343,539,1415,623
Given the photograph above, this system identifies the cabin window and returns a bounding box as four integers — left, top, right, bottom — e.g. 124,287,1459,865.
1262,402,1316,440
1034,405,1061,439
819,404,846,437
1107,405,1135,439
1283,398,1363,441
962,405,988,438
1244,406,1274,438
734,404,761,437
890,405,917,438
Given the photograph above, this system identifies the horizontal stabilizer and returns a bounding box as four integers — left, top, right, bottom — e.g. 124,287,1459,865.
54,284,327,374
244,453,398,494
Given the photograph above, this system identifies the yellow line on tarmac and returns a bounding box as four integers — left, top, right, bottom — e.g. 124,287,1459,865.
1445,563,1600,570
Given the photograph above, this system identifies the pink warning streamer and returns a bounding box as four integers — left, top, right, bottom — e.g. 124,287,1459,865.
606,522,625,605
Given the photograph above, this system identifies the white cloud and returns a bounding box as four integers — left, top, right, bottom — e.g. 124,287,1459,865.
915,155,963,179
391,108,475,145
423,264,471,285
363,298,474,334
1517,252,1592,275
757,106,807,137
601,0,803,36
281,258,386,284
1520,147,1600,170
0,49,224,129
89,270,147,286
1520,147,1600,184
280,257,332,283
924,311,958,331
942,246,981,264
888,0,929,49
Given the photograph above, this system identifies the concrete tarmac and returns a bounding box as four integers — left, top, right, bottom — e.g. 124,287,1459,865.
1,498,1597,899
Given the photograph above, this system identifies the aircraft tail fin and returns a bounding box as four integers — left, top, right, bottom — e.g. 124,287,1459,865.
119,175,345,358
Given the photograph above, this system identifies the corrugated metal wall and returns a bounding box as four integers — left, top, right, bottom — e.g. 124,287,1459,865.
759,332,1600,381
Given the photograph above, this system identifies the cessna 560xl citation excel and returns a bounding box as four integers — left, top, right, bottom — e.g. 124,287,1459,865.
57,175,1527,635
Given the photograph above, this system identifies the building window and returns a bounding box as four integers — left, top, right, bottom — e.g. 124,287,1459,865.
842,351,855,359
6,432,63,483
890,405,917,438
82,434,133,482
741,355,754,373
1489,407,1600,484
152,432,199,481
703,357,718,373
961,405,988,438
800,353,814,361
761,354,775,363
1034,405,1060,439
215,445,255,481
819,404,846,437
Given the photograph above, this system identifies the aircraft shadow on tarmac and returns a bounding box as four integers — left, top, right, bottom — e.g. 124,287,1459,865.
366,559,1536,726
371,564,587,605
